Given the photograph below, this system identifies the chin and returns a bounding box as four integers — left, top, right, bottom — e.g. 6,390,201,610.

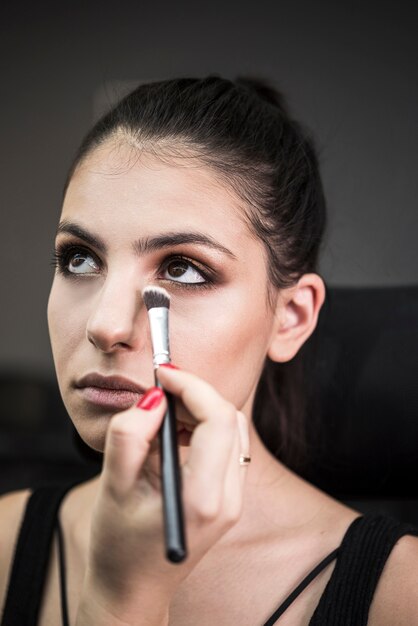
71,414,110,454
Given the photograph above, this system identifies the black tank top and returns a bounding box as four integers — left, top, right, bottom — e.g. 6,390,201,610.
2,481,418,626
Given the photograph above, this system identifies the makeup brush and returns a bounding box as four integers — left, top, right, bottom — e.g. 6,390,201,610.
142,286,187,563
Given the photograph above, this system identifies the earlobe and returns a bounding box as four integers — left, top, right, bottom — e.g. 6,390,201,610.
267,274,326,363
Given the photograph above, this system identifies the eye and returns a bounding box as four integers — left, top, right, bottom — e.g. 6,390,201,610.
52,244,100,276
69,252,100,274
160,257,207,285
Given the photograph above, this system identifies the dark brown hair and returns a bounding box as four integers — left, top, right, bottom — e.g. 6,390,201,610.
65,74,327,473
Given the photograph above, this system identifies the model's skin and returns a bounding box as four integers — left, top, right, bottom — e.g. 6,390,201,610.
1,142,417,626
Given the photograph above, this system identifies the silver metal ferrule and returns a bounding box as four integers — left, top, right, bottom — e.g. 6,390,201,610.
147,306,171,368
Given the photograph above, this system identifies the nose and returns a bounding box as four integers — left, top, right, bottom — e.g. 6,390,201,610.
86,273,146,353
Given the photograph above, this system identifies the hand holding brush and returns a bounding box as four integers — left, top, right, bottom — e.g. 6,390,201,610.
76,308,251,623
142,285,187,563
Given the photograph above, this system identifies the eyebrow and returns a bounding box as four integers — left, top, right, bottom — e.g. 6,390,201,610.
56,220,237,260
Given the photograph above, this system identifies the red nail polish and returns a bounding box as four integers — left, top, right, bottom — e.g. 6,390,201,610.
159,363,180,370
136,387,164,410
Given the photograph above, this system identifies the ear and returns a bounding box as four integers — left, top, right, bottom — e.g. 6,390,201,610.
267,273,326,363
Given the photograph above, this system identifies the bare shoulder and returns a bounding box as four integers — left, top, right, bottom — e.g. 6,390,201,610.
368,533,418,626
0,489,32,612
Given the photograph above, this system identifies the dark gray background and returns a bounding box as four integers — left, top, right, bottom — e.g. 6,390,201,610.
1,0,417,374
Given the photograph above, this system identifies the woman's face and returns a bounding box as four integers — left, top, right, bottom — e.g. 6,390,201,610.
48,141,280,452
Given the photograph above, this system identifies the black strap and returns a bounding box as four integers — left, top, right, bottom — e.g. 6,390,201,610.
1,480,84,626
262,547,340,625
56,518,70,626
309,514,418,625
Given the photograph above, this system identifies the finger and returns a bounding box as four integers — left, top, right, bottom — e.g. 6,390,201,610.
221,415,242,521
184,409,237,523
237,410,251,465
156,366,230,426
102,389,167,498
237,410,251,493
157,367,239,520
222,411,250,522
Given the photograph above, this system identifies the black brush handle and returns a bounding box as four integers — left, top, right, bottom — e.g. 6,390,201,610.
155,378,187,563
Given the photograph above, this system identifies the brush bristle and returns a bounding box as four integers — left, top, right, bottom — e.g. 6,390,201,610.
142,286,171,310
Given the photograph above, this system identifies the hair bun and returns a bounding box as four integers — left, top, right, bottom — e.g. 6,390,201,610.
235,75,290,117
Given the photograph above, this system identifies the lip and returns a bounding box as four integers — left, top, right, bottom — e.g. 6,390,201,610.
74,373,147,411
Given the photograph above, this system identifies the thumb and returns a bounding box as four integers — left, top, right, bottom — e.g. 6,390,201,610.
102,387,167,497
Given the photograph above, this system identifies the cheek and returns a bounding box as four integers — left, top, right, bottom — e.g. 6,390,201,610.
169,288,272,407
47,280,88,368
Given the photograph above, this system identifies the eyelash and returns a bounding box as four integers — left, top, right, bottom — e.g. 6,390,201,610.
50,243,216,291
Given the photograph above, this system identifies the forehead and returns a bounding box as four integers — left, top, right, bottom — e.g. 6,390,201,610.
62,141,256,249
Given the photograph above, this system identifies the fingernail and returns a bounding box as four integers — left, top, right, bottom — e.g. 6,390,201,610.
136,387,164,410
159,363,180,370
